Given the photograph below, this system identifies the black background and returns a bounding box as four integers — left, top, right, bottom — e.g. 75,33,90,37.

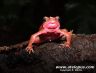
0,0,96,45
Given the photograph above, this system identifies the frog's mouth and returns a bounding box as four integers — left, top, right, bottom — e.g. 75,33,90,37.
45,28,58,32
45,27,59,32
43,22,60,32
47,23,58,29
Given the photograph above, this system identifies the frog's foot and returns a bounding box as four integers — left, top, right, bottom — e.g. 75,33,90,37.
26,46,34,54
59,42,71,49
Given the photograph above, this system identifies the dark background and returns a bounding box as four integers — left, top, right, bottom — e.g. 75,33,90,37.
0,0,96,46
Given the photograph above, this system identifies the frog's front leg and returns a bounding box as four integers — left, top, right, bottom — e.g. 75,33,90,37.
26,30,45,54
26,34,41,53
59,29,72,48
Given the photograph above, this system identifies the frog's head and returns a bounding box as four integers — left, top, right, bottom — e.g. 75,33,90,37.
43,16,60,32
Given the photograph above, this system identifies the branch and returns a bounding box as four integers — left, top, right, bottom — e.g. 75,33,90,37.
0,34,96,54
0,34,96,62
0,41,28,52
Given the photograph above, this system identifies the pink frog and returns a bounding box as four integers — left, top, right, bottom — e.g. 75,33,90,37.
26,16,72,53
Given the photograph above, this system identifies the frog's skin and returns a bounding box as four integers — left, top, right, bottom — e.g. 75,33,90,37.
26,16,72,53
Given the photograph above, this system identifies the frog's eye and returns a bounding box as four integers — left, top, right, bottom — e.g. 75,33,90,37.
43,16,49,21
55,16,59,20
